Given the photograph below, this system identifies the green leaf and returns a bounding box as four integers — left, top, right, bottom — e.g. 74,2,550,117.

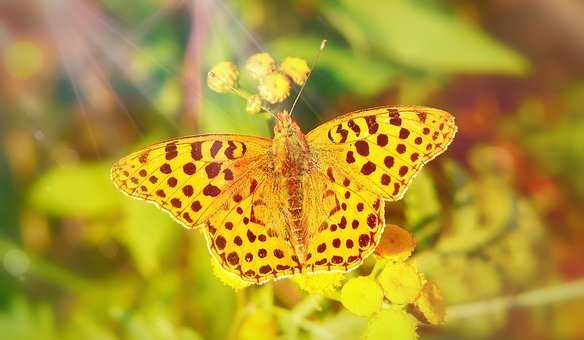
29,163,121,218
523,119,584,196
200,92,272,136
269,36,396,97
404,171,441,244
117,198,180,276
64,314,117,340
325,0,529,75
0,298,56,340
187,234,236,340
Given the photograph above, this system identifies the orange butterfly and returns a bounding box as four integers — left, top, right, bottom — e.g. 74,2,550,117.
111,106,456,284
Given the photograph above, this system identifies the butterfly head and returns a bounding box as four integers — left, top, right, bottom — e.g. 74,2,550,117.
272,110,309,159
274,110,302,137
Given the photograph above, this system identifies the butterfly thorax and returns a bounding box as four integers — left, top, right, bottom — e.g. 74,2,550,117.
271,111,312,261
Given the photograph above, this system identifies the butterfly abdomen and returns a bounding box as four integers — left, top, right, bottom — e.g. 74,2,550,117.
272,112,313,260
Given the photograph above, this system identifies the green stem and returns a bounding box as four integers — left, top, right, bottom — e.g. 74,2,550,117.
447,279,584,320
278,294,325,340
0,237,90,292
290,294,324,323
226,289,248,340
368,259,386,279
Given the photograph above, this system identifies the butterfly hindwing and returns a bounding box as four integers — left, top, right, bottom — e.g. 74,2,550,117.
307,106,457,200
303,167,385,272
111,135,271,228
204,174,301,284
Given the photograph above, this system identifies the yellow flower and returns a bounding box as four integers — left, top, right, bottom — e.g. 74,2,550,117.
245,53,276,80
341,276,383,317
238,310,277,340
375,224,416,261
280,57,310,85
378,261,423,305
246,95,263,114
210,258,251,290
364,308,418,340
414,281,445,325
258,72,291,104
207,61,239,93
293,272,344,297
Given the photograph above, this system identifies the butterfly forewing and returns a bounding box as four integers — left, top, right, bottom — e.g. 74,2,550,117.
111,135,271,228
307,106,457,200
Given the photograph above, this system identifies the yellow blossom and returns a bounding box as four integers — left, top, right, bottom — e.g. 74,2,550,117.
207,61,239,93
258,72,291,104
293,272,344,297
341,276,383,317
245,53,276,80
280,57,310,85
210,258,251,290
246,94,263,114
364,308,418,340
375,224,416,261
378,261,423,305
414,281,445,325
238,310,277,340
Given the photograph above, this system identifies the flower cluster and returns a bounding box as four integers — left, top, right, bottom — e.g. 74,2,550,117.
292,224,445,339
207,52,310,114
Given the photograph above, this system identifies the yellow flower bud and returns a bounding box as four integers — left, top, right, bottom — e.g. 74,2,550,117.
378,262,423,305
207,61,239,93
210,258,251,290
364,308,418,340
245,53,276,80
341,276,383,317
293,272,344,297
280,57,310,85
258,72,291,104
414,281,445,325
375,224,416,261
246,94,262,114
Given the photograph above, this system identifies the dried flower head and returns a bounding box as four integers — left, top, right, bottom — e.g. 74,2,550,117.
414,281,446,325
245,53,277,80
246,94,263,114
341,276,383,317
280,57,310,85
375,224,416,261
207,61,239,93
258,72,291,104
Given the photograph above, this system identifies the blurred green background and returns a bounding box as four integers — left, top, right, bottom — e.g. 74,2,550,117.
1,0,584,339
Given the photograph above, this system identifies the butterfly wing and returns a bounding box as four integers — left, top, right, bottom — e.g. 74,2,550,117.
307,106,456,200
112,134,304,284
301,106,456,272
111,135,272,228
204,174,303,284
301,167,385,272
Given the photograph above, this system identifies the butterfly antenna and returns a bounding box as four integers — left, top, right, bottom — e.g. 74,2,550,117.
289,39,327,116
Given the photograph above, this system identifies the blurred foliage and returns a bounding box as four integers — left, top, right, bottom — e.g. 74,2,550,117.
2,0,584,339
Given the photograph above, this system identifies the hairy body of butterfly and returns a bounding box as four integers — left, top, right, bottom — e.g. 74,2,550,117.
111,106,457,284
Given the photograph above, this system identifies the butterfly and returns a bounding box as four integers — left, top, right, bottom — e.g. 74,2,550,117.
111,106,456,284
